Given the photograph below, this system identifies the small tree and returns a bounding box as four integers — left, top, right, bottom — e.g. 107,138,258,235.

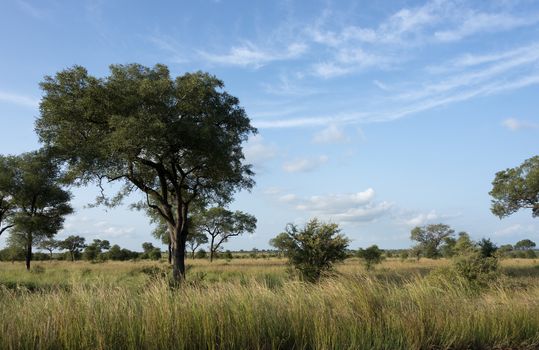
454,232,475,255
195,249,207,259
38,239,58,261
490,156,539,218
59,235,86,261
271,218,349,282
357,245,383,270
410,224,455,258
515,239,536,250
0,156,16,237
196,207,256,262
186,230,208,259
83,239,110,261
4,151,73,270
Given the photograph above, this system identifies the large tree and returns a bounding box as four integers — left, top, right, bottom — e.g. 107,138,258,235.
410,223,455,259
36,64,256,281
490,156,539,218
196,207,256,262
4,151,73,270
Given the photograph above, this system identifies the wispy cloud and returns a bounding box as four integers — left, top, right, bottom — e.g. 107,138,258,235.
199,41,307,68
0,91,39,108
283,155,328,173
244,135,277,168
279,188,393,223
147,35,189,64
16,0,47,19
502,118,539,131
312,124,349,144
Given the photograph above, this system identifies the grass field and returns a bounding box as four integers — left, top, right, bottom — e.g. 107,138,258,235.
1,258,538,349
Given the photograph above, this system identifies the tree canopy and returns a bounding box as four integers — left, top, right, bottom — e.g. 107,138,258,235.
3,151,73,269
36,64,256,280
410,224,455,259
490,156,539,218
195,207,256,262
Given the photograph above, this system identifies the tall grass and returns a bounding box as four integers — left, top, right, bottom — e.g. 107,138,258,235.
1,270,538,349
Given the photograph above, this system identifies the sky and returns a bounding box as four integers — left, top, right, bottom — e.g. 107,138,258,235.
0,0,538,251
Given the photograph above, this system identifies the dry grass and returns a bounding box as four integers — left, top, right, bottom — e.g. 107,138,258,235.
0,258,538,349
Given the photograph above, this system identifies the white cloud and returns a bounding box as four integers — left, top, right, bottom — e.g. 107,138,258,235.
502,118,538,131
278,194,298,203
404,210,442,227
283,155,328,173
243,135,277,167
312,124,348,144
287,188,393,223
0,91,39,108
199,42,307,68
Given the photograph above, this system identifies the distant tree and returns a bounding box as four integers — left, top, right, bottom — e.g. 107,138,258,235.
477,238,497,258
195,249,207,259
410,224,455,259
440,237,457,257
4,151,73,270
36,65,256,281
269,232,290,257
454,232,475,255
0,156,16,237
38,239,58,261
272,219,350,282
196,207,256,262
514,239,536,250
490,156,539,218
186,230,208,259
497,244,513,257
83,239,110,261
357,245,383,270
59,235,86,261
141,242,162,260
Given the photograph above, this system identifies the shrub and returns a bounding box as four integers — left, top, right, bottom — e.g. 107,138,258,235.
357,245,384,270
453,253,499,288
195,249,207,259
270,218,349,282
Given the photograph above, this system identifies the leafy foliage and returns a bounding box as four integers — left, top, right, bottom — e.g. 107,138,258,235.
490,156,539,218
272,219,349,282
357,245,383,270
410,224,455,258
3,151,73,269
36,64,256,280
195,207,256,262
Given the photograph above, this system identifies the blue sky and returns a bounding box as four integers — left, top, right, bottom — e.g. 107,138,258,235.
1,0,538,251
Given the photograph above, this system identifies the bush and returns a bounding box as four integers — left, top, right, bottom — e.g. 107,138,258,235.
357,245,384,270
270,218,349,282
195,249,207,259
453,253,499,288
525,250,537,259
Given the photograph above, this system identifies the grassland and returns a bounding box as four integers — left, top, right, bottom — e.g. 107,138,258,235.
1,258,538,349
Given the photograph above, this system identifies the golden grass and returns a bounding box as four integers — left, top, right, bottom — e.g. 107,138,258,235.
0,258,538,349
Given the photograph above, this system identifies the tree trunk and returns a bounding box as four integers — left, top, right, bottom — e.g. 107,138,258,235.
191,249,195,259
210,236,215,262
171,224,188,282
168,243,172,264
25,243,32,271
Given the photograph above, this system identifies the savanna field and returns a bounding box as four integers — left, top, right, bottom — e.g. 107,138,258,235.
1,257,539,350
